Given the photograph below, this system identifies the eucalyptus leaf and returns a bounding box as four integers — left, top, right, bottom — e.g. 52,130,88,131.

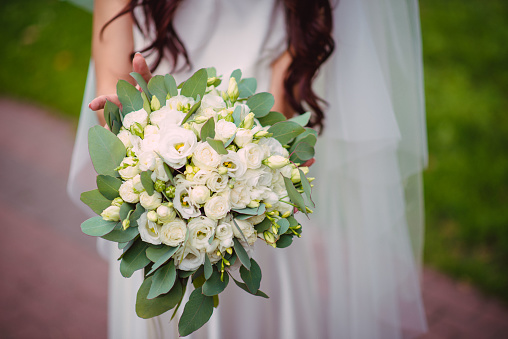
181,100,201,125
81,216,117,237
204,255,213,280
289,133,317,154
104,100,120,131
290,141,315,163
80,189,111,215
129,203,145,227
148,75,168,104
136,276,182,319
142,92,151,114
258,111,286,127
130,72,151,98
146,245,168,262
181,68,207,100
117,79,143,114
141,170,154,195
289,112,311,126
206,138,228,155
224,133,236,147
254,217,271,233
96,175,122,200
238,78,257,98
192,274,206,289
231,276,269,298
179,269,197,278
239,259,261,293
268,121,305,145
119,202,134,221
299,168,315,207
233,238,251,270
283,176,307,215
147,261,177,299
111,120,121,135
232,204,265,216
277,218,290,235
163,163,175,185
202,268,229,296
293,127,318,145
120,239,151,278
164,74,178,97
178,287,214,337
276,234,293,248
102,227,139,243
88,125,126,177
246,92,274,118
147,246,179,275
200,118,215,141
232,106,243,127
206,67,216,78
232,219,248,244
287,215,299,227
230,69,242,81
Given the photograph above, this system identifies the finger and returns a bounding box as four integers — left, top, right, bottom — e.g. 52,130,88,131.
133,53,152,83
301,158,315,167
89,94,121,111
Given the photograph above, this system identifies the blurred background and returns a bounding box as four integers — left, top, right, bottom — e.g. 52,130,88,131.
0,0,507,338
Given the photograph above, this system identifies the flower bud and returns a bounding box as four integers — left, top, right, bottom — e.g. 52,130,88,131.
101,205,120,221
224,113,234,123
112,197,124,207
218,166,228,175
242,113,255,130
185,165,194,174
291,168,301,183
194,116,209,124
177,102,184,111
227,77,239,102
154,180,166,192
253,130,270,139
207,76,218,86
226,144,238,152
150,95,161,111
281,211,291,218
308,177,315,182
226,247,233,255
165,186,176,198
221,91,229,102
129,122,144,138
271,225,278,235
264,203,272,209
122,219,130,230
156,205,176,223
147,210,158,222
263,231,276,246
247,200,260,208
126,148,136,157
262,155,290,170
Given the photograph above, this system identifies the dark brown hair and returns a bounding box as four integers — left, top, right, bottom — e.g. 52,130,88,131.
102,0,334,131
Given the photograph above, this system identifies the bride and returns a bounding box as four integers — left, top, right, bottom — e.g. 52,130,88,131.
68,0,428,338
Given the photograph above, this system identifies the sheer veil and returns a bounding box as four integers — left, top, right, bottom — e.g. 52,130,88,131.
67,0,428,338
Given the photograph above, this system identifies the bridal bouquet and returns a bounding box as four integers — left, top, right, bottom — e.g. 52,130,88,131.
80,68,316,336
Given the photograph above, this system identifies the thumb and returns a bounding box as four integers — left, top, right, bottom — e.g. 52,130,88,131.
133,53,152,83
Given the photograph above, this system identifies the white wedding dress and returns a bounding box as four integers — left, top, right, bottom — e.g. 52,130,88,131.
68,0,428,338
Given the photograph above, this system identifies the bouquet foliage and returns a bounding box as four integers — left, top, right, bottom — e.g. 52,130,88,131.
80,67,316,336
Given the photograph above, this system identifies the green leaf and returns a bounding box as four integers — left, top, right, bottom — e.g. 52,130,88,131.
142,92,152,114
213,295,219,308
289,112,311,126
130,72,151,98
276,234,293,248
193,274,206,289
206,138,228,155
232,204,265,216
293,127,318,145
238,78,257,98
202,268,229,296
290,133,317,153
148,261,177,299
146,245,169,262
147,75,168,104
117,79,143,114
206,67,216,78
233,238,251,270
101,226,139,243
277,218,290,235
283,176,307,215
240,259,261,293
181,100,201,125
232,106,243,127
299,168,315,207
200,118,215,141
80,189,111,215
164,74,178,97
129,203,145,227
111,119,121,135
147,246,179,275
204,255,213,280
268,121,305,145
231,276,269,298
246,92,274,118
287,215,299,227
254,217,271,233
230,69,242,81
136,276,183,319
290,140,315,163
140,170,154,195
258,111,286,127
104,100,120,131
88,125,126,177
178,287,214,337
181,68,207,100
224,133,236,147
120,239,151,278
96,175,122,200
232,219,248,244
81,216,117,237
119,202,134,221
179,270,197,278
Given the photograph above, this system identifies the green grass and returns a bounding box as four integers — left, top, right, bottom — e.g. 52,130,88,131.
1,0,508,302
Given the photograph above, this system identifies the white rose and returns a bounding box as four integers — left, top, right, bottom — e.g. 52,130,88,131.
221,151,247,178
229,183,251,209
138,212,162,245
173,184,201,219
258,137,285,157
101,205,120,221
123,108,149,129
189,185,211,205
156,205,176,223
158,125,197,168
215,119,237,142
234,128,254,148
176,246,205,271
238,143,264,169
215,222,234,248
192,142,221,170
204,195,230,220
150,106,187,128
138,152,156,172
201,93,226,110
118,157,141,179
166,95,195,111
117,129,132,148
119,180,140,203
232,218,257,245
159,218,187,247
187,216,217,250
205,171,228,192
140,191,162,210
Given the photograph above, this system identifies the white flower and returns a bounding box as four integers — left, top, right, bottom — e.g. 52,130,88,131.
228,183,251,209
201,92,226,110
193,142,221,170
263,155,290,170
238,143,264,169
138,152,156,172
138,212,161,245
204,195,230,220
215,119,237,142
189,185,211,205
279,163,293,177
205,171,228,192
117,129,132,148
139,191,162,210
206,239,222,264
247,214,266,225
234,128,254,148
275,196,293,217
156,205,176,224
176,246,205,271
173,184,201,219
144,125,159,136
158,125,197,168
233,103,250,121
119,180,140,203
221,151,247,178
187,216,217,250
215,222,234,248
140,134,160,153
118,157,141,179
123,108,149,129
151,158,169,182
132,174,144,193
166,95,195,111
258,137,285,157
101,205,120,221
159,218,187,247
150,106,186,128
232,218,257,245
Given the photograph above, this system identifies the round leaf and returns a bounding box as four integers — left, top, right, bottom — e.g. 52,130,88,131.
246,92,275,118
178,287,214,337
81,216,117,237
88,125,126,177
136,276,183,319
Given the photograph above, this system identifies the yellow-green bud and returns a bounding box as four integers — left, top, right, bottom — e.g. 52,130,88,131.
226,144,237,152
262,155,290,169
112,197,124,207
193,166,200,173
247,200,260,208
182,123,191,130
126,148,136,157
281,211,291,218
122,219,130,230
306,207,314,214
224,113,234,123
177,102,184,111
194,116,208,124
207,76,218,86
150,95,161,111
129,122,144,138
263,231,276,244
218,166,228,175
185,165,194,174
147,210,158,222
254,130,270,138
221,91,229,102
291,168,301,183
308,177,315,182
264,203,272,209
154,180,166,192
165,186,176,198
242,113,255,130
226,247,233,255
227,77,239,102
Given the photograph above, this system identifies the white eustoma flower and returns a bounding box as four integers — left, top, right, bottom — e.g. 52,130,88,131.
138,212,162,245
201,92,226,110
258,137,285,157
117,129,133,148
166,95,195,111
140,191,162,210
156,205,176,224
215,119,237,142
193,142,221,170
205,171,228,192
229,183,251,209
221,151,247,179
215,222,234,248
151,158,169,182
238,143,264,169
140,134,160,153
119,179,140,203
158,125,197,168
159,218,187,247
206,239,222,264
150,106,186,128
118,157,141,179
234,128,254,148
101,205,120,221
123,108,149,129
176,246,205,271
187,216,217,250
132,174,144,193
173,184,201,219
189,185,211,205
138,152,156,172
232,218,257,245
204,195,230,220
